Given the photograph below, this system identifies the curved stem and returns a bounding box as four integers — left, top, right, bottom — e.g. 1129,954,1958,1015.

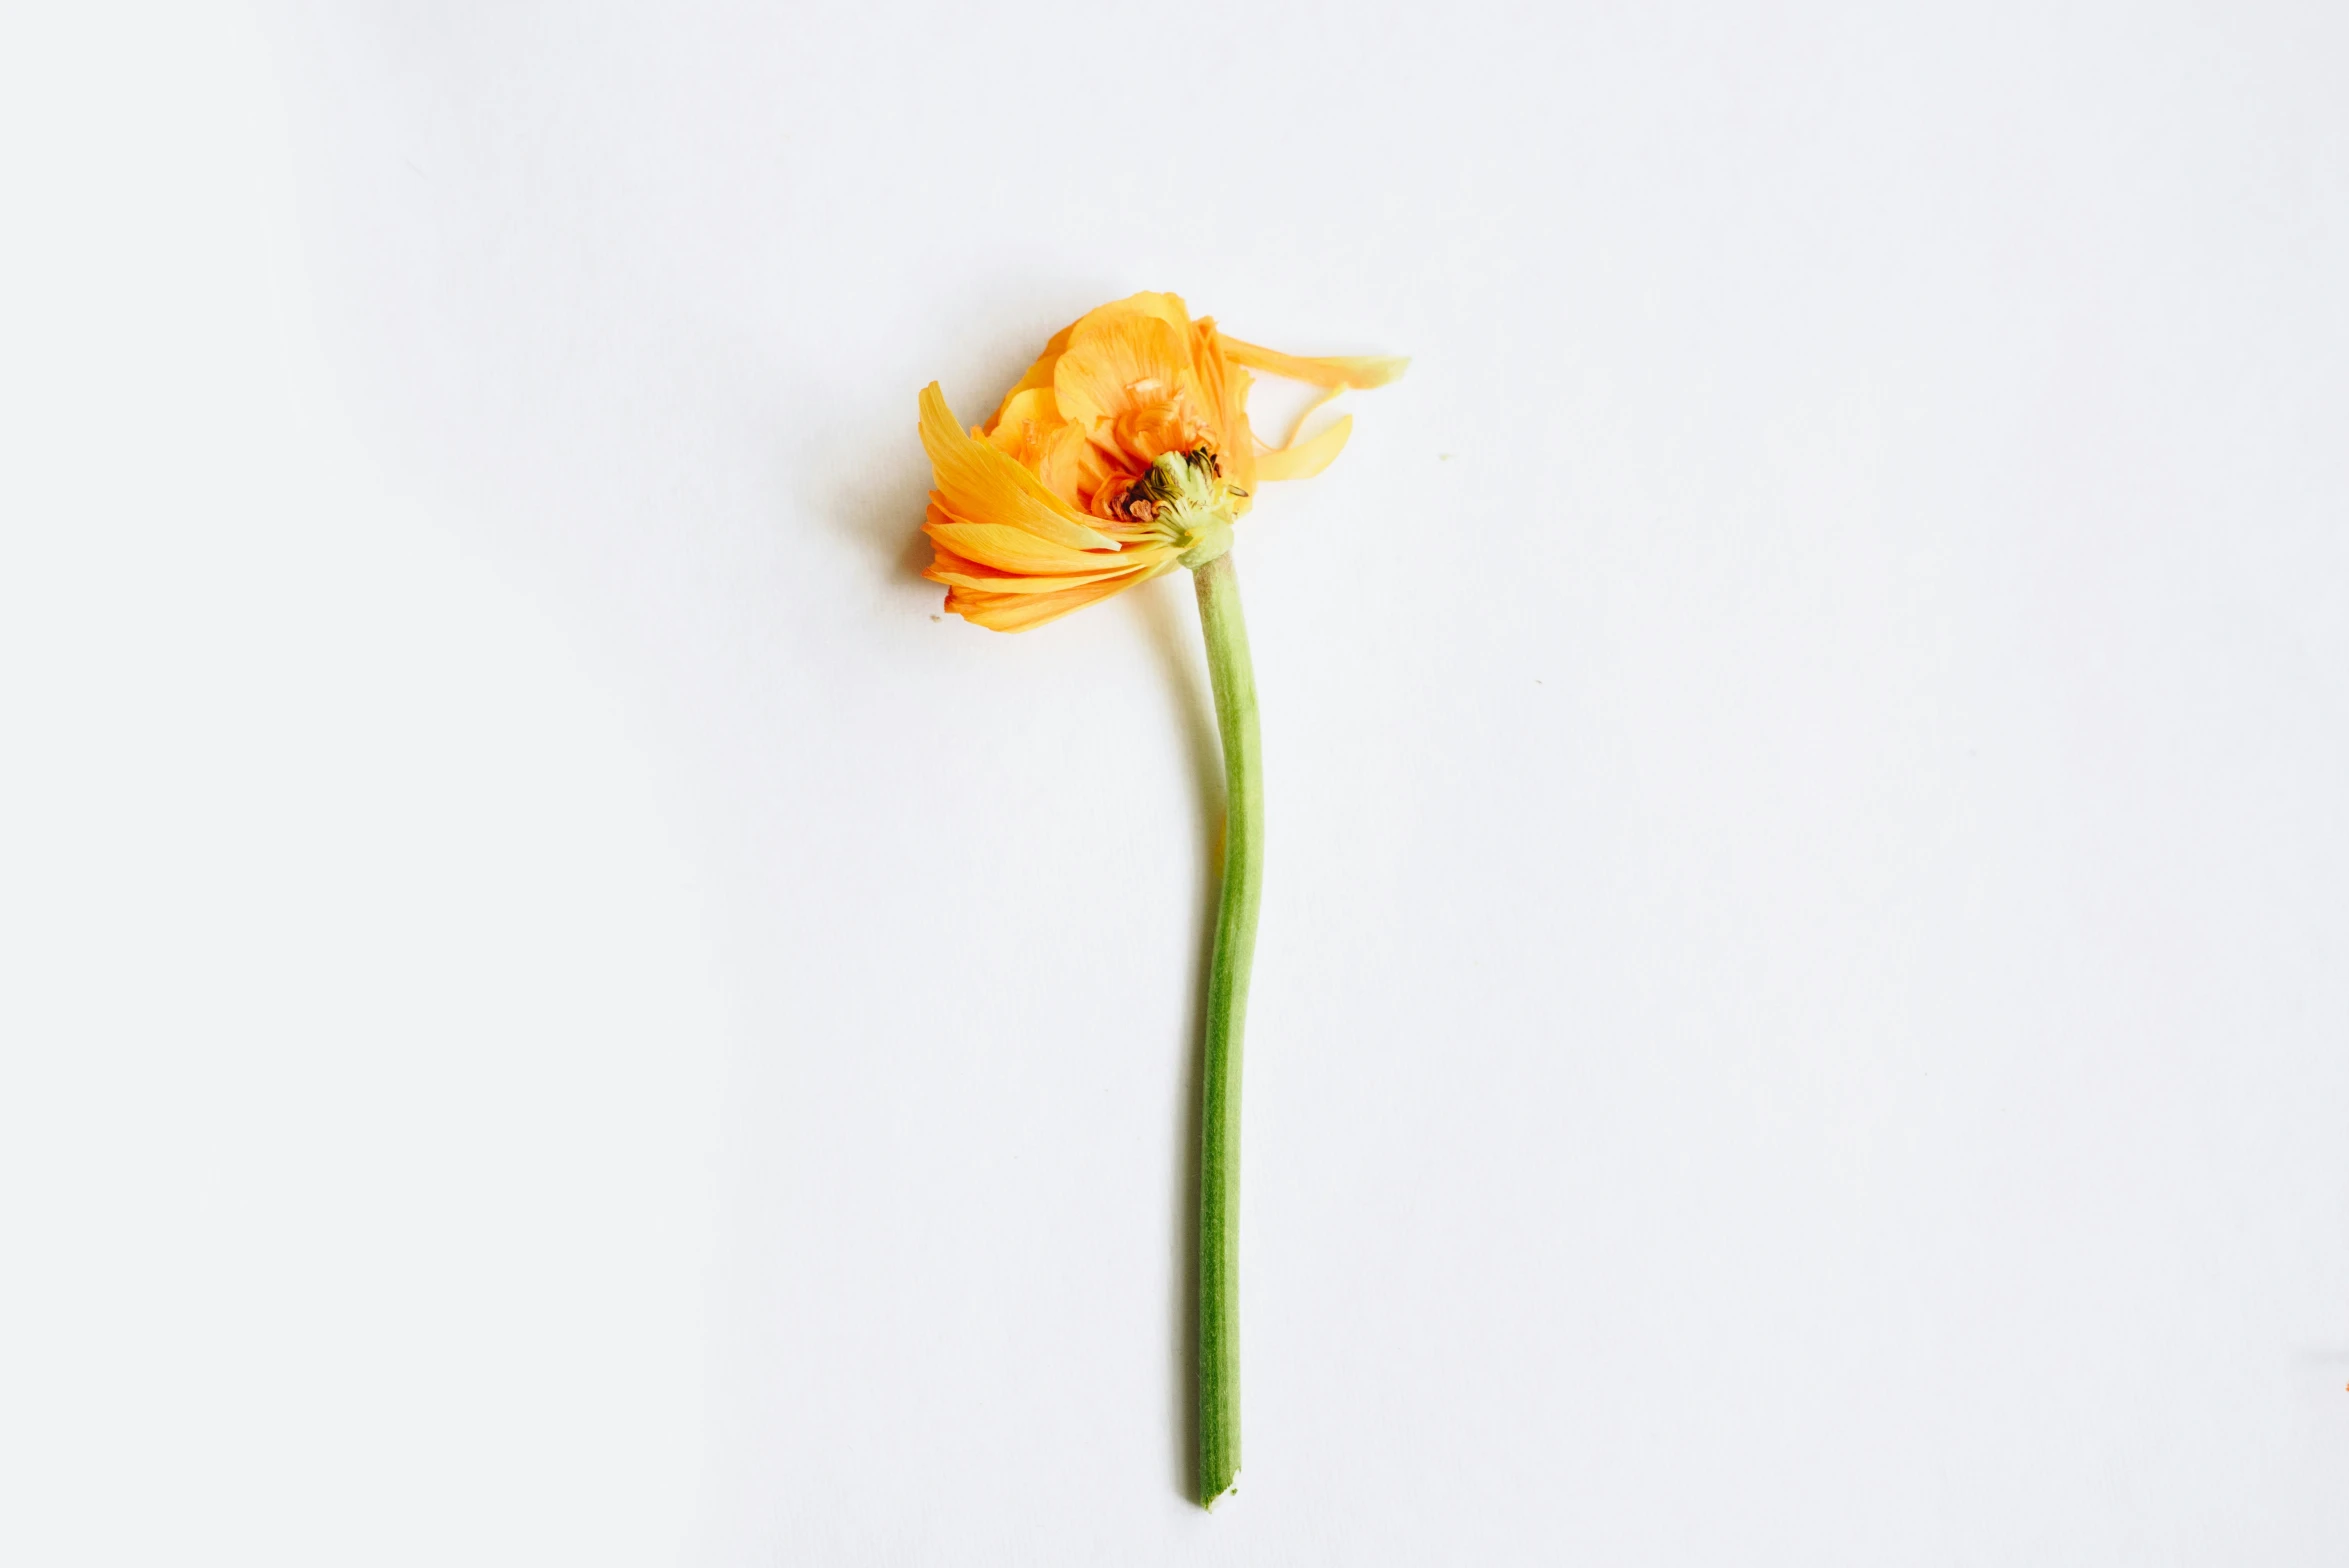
1190,550,1261,1511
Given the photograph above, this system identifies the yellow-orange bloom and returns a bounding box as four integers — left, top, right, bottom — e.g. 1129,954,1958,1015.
919,292,1404,631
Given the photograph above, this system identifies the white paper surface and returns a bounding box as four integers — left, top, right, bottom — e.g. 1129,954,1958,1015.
5,3,2346,1562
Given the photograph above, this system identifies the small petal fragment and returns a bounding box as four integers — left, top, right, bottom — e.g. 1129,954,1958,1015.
1252,413,1353,482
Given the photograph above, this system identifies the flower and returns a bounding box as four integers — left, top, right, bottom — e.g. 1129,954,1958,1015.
918,292,1405,631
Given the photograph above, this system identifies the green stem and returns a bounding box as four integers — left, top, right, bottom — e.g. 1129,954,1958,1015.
1190,549,1261,1511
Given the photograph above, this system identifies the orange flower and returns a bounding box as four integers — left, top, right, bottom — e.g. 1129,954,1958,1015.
919,292,1405,631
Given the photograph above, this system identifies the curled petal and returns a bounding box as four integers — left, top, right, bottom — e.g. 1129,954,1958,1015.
1220,337,1410,390
1253,413,1354,482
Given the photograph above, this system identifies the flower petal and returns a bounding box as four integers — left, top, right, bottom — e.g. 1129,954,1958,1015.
1252,413,1354,482
924,537,1161,593
1219,337,1410,389
1189,320,1256,499
986,293,1195,430
983,386,1064,459
924,519,1121,576
982,388,1105,509
919,383,1116,552
945,569,1160,631
1053,310,1200,431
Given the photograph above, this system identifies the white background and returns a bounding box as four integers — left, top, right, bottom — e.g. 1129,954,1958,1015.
4,3,2345,1563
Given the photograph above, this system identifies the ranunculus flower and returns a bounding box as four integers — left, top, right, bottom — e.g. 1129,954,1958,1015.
919,291,1404,630
915,292,1401,1510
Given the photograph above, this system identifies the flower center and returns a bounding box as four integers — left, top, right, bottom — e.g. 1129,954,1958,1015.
1115,447,1241,568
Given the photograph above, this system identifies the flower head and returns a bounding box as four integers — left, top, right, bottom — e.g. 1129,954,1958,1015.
919,292,1404,630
